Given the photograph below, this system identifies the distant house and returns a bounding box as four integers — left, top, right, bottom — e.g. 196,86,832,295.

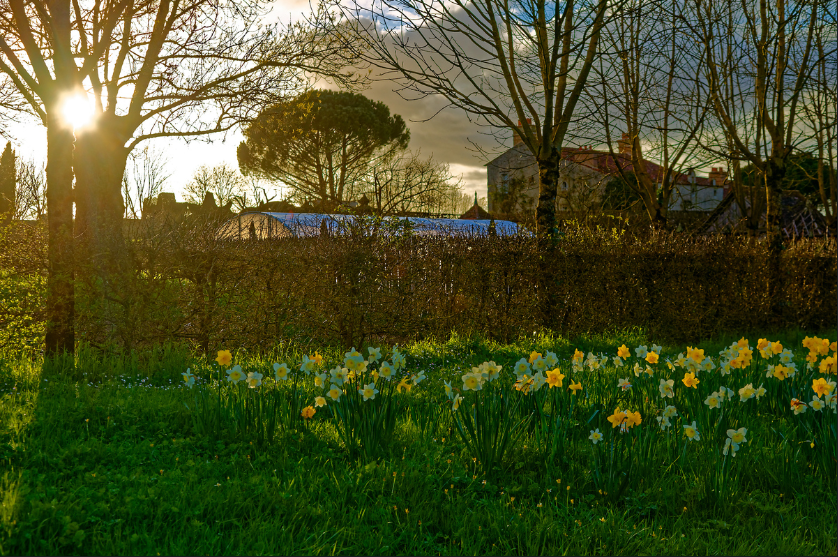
694,188,835,238
486,126,727,216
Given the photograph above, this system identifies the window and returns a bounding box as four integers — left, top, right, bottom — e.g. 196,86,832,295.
561,181,568,191
500,173,509,193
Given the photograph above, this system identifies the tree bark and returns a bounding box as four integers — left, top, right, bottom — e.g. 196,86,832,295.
536,146,560,329
44,111,76,357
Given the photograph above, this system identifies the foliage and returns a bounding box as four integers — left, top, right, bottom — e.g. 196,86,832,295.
238,89,410,207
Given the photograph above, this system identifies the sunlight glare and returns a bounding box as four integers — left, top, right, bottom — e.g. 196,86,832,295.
61,93,95,130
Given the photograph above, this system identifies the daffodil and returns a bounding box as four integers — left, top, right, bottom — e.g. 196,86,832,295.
738,383,756,402
659,378,674,399
819,356,836,375
300,355,317,375
378,361,394,380
452,393,463,411
704,392,722,409
531,356,547,373
589,429,603,444
646,352,659,365
613,356,625,367
327,385,342,401
617,344,630,359
344,349,366,372
314,372,328,388
778,349,794,365
314,396,327,407
531,371,547,392
462,373,482,391
359,382,379,401
246,371,263,388
182,368,195,388
544,351,559,368
682,372,699,389
368,347,382,362
301,406,316,419
656,416,671,430
413,370,427,385
687,346,705,363
727,427,747,445
216,350,232,366
618,378,632,391
700,357,715,372
607,407,627,428
756,384,766,399
635,345,648,359
625,410,641,428
226,365,245,384
568,380,582,394
790,398,807,415
651,344,662,355
483,361,502,382
312,352,324,366
273,363,290,381
662,405,678,419
809,397,824,412
572,348,584,363
396,377,412,393
443,380,454,399
773,364,789,381
683,421,700,441
547,369,565,388
674,352,687,367
514,358,531,378
723,438,739,457
330,366,348,386
391,349,406,370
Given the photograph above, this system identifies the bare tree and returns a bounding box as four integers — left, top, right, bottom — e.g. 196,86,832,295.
339,0,613,236
361,149,464,215
14,157,46,220
122,146,171,219
588,0,711,229
183,164,247,212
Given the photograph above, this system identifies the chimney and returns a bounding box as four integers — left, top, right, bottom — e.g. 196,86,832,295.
513,118,532,146
618,132,631,155
708,166,728,187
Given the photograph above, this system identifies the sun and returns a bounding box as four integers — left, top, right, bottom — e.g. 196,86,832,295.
61,92,95,130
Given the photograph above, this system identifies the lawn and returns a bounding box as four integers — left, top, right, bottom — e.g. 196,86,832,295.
0,327,836,555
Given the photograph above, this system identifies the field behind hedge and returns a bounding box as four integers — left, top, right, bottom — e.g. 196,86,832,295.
1,327,836,556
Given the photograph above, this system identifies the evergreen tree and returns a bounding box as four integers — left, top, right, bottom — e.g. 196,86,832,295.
0,142,15,216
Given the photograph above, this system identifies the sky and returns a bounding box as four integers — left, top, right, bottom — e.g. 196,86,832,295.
3,0,499,206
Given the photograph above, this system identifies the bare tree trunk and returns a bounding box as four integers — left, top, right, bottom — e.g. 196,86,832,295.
44,112,75,357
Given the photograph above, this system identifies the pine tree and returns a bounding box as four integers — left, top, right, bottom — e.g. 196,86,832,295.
0,142,16,216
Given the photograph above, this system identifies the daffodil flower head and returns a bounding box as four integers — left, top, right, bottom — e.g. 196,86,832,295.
646,352,659,365
738,383,756,402
568,380,582,394
246,371,263,389
182,368,195,388
651,344,662,355
314,396,327,408
514,358,531,378
755,384,766,399
273,362,290,381
613,356,624,367
607,407,627,428
443,380,454,400
391,349,406,370
483,361,502,382
396,377,413,393
314,372,328,388
723,438,739,457
589,429,603,444
412,370,427,385
329,366,348,386
635,345,648,359
368,347,382,363
705,392,722,409
301,405,316,419
700,357,715,372
625,410,641,428
327,385,342,401
572,348,585,363
616,344,631,359
682,372,699,389
790,398,807,415
462,372,482,391
662,405,678,419
528,351,543,364
656,416,671,430
544,351,559,368
547,369,565,388
819,356,837,375
683,421,700,441
216,350,233,367
531,371,547,392
618,378,632,391
300,355,317,375
778,349,794,365
659,378,675,399
531,356,547,373
226,365,245,384
378,361,394,380
452,393,463,411
633,362,643,377
359,382,379,401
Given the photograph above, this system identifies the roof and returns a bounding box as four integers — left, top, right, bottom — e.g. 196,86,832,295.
217,212,524,239
460,203,493,220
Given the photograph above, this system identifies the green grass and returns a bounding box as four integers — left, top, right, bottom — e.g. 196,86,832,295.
0,327,836,555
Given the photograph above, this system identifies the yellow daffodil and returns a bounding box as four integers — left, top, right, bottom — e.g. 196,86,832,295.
246,371,263,389
683,421,700,441
226,365,245,384
547,369,565,388
397,377,413,393
607,407,627,428
687,346,704,363
645,352,659,365
314,396,326,407
757,338,770,351
617,344,630,359
681,372,699,389
301,406,316,419
589,429,603,444
773,365,789,381
359,382,379,401
625,410,642,428
831,341,837,353
528,351,542,364
572,348,585,362
736,337,749,349
771,341,783,355
812,377,833,397
216,350,233,366
819,356,836,375
569,380,582,394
